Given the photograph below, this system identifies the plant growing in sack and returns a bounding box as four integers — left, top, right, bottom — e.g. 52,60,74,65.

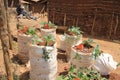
71,38,102,68
40,21,57,40
17,25,37,63
41,21,57,29
66,26,83,36
32,34,56,61
65,26,83,61
29,34,57,80
18,25,36,36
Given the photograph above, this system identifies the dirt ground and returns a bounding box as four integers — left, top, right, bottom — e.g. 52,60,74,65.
0,12,120,80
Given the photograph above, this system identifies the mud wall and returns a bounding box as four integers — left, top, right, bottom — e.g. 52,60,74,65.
48,0,120,40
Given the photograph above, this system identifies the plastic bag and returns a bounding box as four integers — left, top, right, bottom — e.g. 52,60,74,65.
94,53,118,75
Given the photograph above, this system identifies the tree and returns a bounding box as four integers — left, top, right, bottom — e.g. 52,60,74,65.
0,0,13,80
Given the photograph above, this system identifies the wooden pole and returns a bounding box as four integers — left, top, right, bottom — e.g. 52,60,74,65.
76,17,79,26
4,0,13,50
91,9,97,36
0,0,13,80
108,12,114,39
52,12,55,23
73,18,75,26
114,15,118,35
63,13,66,26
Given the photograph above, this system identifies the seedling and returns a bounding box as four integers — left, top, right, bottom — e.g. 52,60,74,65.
18,25,36,36
41,21,57,29
57,65,108,80
92,45,103,60
67,26,83,36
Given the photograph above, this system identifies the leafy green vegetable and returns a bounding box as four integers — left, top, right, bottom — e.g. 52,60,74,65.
44,34,55,46
57,65,108,80
68,26,83,35
82,38,95,47
26,27,36,35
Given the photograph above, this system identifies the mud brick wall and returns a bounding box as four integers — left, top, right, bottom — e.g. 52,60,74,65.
48,0,120,40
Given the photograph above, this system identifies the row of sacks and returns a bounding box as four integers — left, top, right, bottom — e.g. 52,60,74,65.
57,34,118,75
17,24,57,80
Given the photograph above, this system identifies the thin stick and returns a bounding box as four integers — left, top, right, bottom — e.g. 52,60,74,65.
91,9,97,36
108,12,114,39
76,17,79,26
114,15,118,35
4,0,13,50
52,12,55,23
64,13,66,26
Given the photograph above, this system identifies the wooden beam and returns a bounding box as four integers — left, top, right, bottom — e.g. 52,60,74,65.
91,9,97,36
114,15,118,35
0,0,13,80
4,0,13,50
108,12,114,39
63,13,66,26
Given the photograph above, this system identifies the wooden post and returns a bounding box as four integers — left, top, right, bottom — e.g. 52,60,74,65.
91,9,97,36
4,0,13,50
108,12,114,39
52,11,55,23
73,18,75,26
76,17,79,26
63,13,66,26
0,0,13,80
114,15,118,36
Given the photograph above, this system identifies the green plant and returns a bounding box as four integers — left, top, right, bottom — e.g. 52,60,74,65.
32,35,42,44
0,74,20,80
74,53,81,60
18,25,36,36
41,34,55,61
26,27,36,35
13,73,20,80
44,34,55,46
41,21,56,29
92,45,103,60
82,38,95,48
67,26,83,35
57,65,108,80
42,47,50,61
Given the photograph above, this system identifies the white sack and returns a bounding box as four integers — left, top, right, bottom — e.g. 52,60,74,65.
29,45,57,80
41,28,56,40
65,34,82,61
57,35,66,51
94,53,118,75
70,47,93,68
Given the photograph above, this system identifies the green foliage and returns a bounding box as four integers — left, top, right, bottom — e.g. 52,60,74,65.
57,65,108,80
92,45,103,60
13,73,20,80
41,21,56,28
18,25,23,30
32,35,42,44
68,26,83,35
26,27,36,35
74,53,81,60
44,34,55,46
42,48,50,61
82,38,95,47
41,21,47,25
0,74,20,80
